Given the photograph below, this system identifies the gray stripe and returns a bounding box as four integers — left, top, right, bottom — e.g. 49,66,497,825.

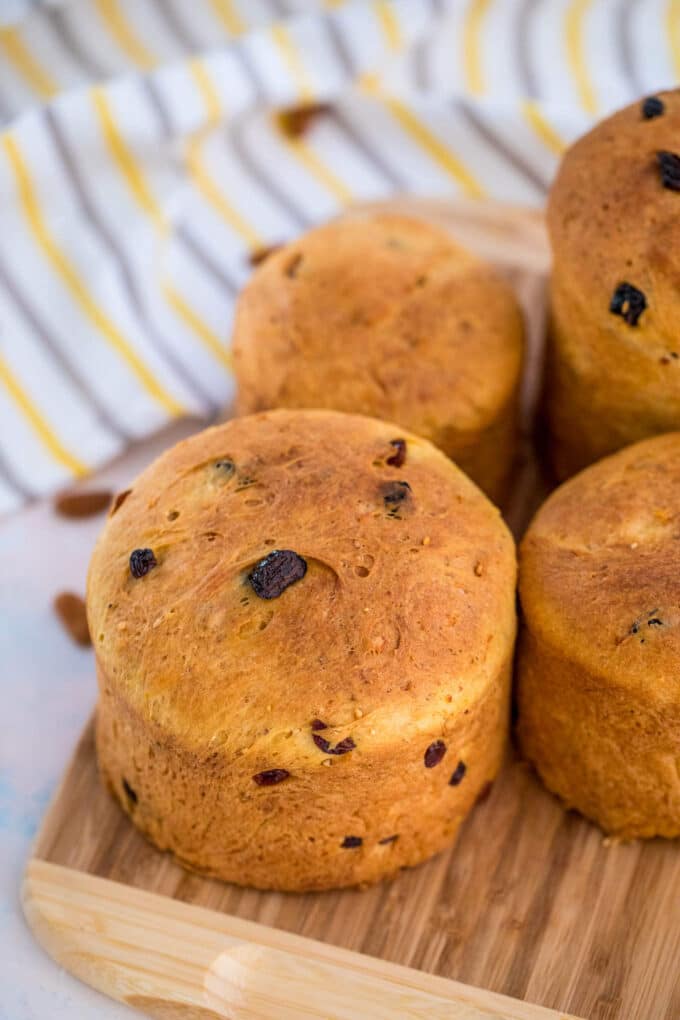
0,252,129,441
147,0,197,54
457,100,548,197
230,119,309,229
516,0,540,98
411,37,431,92
229,39,266,104
47,6,110,81
43,106,217,416
616,0,643,97
176,225,238,294
322,10,356,77
330,107,403,191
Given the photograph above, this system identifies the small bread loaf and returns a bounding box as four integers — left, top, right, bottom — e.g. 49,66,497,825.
546,88,680,478
232,213,524,504
88,409,517,890
518,433,680,838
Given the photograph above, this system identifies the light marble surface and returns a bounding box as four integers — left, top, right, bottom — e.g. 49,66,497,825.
0,420,199,1020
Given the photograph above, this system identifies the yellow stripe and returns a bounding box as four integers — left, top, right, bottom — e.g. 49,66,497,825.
564,0,597,114
521,100,566,156
0,28,58,98
186,138,264,246
374,1,402,51
2,135,182,416
463,0,492,95
163,285,232,369
94,0,156,69
91,88,165,228
271,25,315,103
377,92,484,198
0,354,88,477
667,0,680,76
276,125,353,205
209,0,246,36
91,89,232,361
189,59,222,127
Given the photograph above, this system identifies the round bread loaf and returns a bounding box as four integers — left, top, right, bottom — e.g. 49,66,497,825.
88,409,516,891
547,88,680,479
232,213,524,504
517,432,680,838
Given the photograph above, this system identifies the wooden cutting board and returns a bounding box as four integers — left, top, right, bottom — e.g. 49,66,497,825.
23,200,680,1020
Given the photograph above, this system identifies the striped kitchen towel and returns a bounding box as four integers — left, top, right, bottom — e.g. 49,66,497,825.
0,0,676,514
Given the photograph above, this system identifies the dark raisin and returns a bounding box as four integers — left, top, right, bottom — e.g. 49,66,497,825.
449,761,467,786
311,718,327,731
382,481,411,505
610,282,646,326
424,740,447,768
111,489,132,515
214,459,235,476
379,834,399,844
248,549,307,599
642,96,664,119
386,438,407,468
647,618,663,627
129,548,157,578
341,835,362,848
122,778,138,804
657,150,680,191
313,733,356,755
167,510,180,521
253,769,290,786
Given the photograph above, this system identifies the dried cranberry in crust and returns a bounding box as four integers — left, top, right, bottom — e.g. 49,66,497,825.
122,778,138,804
248,549,307,599
424,740,447,768
341,835,362,848
657,150,680,190
312,733,356,755
642,96,664,119
386,438,406,467
610,282,646,326
253,769,290,786
129,548,157,578
449,761,467,786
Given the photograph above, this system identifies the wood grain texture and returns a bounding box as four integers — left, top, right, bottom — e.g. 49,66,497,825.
25,201,680,1020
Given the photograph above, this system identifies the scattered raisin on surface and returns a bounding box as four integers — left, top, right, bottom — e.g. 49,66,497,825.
130,548,157,578
122,778,138,804
379,834,399,844
424,740,447,768
214,459,235,477
248,549,307,599
277,103,331,139
642,96,664,119
449,761,467,786
657,150,680,190
313,733,356,755
111,489,132,516
253,769,290,786
386,438,407,468
647,617,663,627
610,282,646,326
55,488,112,519
311,718,327,731
341,835,363,848
249,244,282,267
53,592,90,647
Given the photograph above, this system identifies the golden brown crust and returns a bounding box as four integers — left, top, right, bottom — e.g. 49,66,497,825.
546,88,680,478
517,433,680,838
87,409,516,890
232,213,524,503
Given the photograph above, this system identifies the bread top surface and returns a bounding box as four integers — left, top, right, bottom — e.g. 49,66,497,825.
87,410,516,755
520,432,680,703
548,89,680,366
232,213,523,432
